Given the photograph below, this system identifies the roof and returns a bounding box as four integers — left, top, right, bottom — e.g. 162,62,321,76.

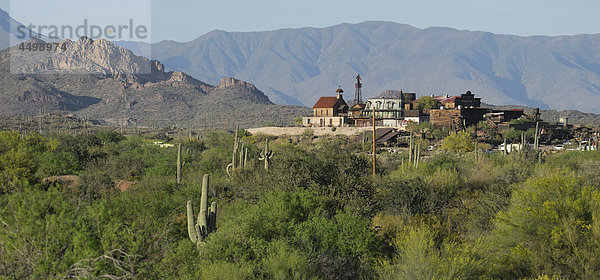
313,97,340,108
377,131,400,144
350,103,366,110
354,128,397,143
440,96,459,103
375,128,395,137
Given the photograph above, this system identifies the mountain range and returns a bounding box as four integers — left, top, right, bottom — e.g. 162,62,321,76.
0,9,48,50
2,9,600,125
0,36,309,127
130,21,600,113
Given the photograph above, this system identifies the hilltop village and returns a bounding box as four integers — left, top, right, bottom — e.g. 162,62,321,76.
302,75,598,151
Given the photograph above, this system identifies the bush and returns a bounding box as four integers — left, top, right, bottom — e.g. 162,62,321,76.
488,171,600,279
378,225,485,280
440,131,474,153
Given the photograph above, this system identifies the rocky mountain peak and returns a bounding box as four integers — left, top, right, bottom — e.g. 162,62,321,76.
9,36,152,75
217,77,258,90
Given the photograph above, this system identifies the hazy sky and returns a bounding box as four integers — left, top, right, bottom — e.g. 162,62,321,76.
2,0,599,43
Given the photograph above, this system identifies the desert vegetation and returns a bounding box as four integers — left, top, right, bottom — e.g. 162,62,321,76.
1,129,600,279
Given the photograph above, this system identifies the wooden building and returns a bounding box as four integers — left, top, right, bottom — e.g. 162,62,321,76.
434,91,482,109
430,108,489,129
303,87,350,127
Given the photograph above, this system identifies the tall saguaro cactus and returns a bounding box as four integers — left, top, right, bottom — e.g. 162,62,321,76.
226,124,241,176
232,124,240,168
244,147,248,168
239,143,245,168
409,132,413,164
177,143,182,184
534,121,541,163
187,174,217,246
414,142,421,168
259,138,274,171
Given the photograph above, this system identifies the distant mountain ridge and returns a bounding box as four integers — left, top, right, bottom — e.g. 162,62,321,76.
0,8,48,50
0,36,309,127
136,21,600,113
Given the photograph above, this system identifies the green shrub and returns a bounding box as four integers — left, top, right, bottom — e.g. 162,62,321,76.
488,171,600,279
378,225,485,280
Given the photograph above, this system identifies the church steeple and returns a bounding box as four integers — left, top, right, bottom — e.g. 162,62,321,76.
336,86,344,99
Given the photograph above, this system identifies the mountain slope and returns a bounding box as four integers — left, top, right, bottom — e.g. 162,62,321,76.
0,37,309,127
144,21,600,113
0,8,48,50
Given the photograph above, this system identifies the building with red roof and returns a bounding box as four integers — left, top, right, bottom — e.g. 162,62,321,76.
303,87,350,127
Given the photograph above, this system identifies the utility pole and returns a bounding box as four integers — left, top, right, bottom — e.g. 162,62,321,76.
535,121,540,162
372,105,376,176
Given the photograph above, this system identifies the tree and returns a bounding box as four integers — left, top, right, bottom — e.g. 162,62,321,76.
440,131,474,153
417,96,440,110
476,120,498,139
502,128,521,143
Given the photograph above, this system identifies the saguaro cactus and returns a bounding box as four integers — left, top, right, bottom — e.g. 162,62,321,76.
177,143,182,184
226,124,241,176
187,174,217,246
243,147,248,168
414,141,421,168
409,132,413,164
239,142,245,168
259,138,274,171
231,124,240,168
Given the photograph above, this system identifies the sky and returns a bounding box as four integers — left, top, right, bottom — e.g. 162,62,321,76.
2,0,599,43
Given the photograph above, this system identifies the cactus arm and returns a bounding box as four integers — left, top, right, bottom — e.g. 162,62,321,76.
226,163,233,177
186,201,198,243
201,174,209,211
239,143,245,167
244,147,248,167
209,202,217,232
232,124,240,169
198,209,207,239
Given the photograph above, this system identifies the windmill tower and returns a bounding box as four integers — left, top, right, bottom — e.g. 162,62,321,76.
354,74,363,106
